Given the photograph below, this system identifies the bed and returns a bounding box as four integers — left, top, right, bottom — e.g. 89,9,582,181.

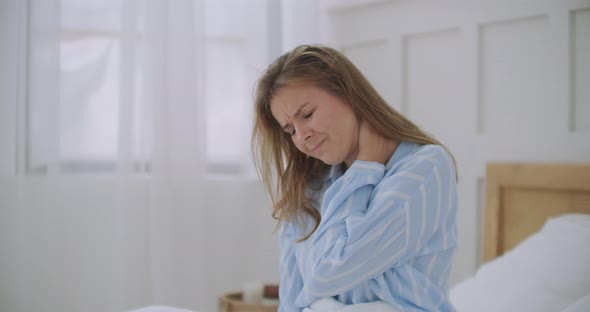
450,162,590,312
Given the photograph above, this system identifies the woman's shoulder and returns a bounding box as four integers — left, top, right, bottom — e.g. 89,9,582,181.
387,142,455,178
409,143,452,163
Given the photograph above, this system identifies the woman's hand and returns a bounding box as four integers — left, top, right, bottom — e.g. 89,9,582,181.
356,121,398,165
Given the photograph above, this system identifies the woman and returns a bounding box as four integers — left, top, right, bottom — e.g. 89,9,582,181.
251,45,458,312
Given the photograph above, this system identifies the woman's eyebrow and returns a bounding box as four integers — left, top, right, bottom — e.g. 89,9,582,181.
281,102,309,129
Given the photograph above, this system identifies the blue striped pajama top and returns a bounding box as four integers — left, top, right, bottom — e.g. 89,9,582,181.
278,141,458,312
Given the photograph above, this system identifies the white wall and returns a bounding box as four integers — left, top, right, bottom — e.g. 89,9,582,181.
1,1,25,310
310,0,590,284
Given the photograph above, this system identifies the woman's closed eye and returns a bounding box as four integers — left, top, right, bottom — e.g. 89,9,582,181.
285,111,312,136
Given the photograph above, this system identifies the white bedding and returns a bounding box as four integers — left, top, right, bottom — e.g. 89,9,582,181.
303,297,400,312
450,214,590,312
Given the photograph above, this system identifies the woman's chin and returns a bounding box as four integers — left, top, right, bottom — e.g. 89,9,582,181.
318,156,343,166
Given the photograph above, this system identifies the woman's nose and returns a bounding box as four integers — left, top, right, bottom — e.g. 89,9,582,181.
294,124,312,142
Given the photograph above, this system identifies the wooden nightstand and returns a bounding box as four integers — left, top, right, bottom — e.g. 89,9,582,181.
219,292,278,312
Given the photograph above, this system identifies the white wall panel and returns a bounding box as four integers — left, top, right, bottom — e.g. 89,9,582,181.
475,177,486,265
342,41,398,110
0,0,19,176
403,29,468,141
573,8,590,132
0,179,19,311
479,16,563,135
0,1,23,310
328,3,394,46
281,0,321,51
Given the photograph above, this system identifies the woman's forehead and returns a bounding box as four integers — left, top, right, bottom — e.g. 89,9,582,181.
270,83,318,115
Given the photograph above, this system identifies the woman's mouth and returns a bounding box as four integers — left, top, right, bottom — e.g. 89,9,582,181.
311,140,325,153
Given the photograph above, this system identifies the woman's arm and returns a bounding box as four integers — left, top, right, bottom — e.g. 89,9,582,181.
278,228,304,312
305,146,456,297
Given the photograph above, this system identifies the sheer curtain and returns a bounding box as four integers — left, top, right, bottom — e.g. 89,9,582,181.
1,0,275,311
26,0,269,176
27,0,171,175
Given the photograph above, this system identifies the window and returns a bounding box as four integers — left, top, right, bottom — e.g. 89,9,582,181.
204,0,270,176
28,0,150,174
26,0,273,176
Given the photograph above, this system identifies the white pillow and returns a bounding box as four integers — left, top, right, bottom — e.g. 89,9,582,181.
450,213,590,312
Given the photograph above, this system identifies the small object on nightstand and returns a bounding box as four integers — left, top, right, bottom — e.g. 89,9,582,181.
243,281,263,304
261,284,279,306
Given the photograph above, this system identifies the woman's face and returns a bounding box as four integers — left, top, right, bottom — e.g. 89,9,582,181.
270,83,360,167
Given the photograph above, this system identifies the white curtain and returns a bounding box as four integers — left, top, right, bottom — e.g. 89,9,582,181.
0,0,276,311
26,0,199,174
4,0,209,311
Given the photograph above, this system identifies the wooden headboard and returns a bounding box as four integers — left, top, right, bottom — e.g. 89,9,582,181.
484,163,590,262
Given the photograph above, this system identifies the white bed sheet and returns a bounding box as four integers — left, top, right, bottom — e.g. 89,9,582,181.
303,297,400,312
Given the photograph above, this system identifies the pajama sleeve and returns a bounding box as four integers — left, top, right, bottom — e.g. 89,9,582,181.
278,225,305,312
304,147,456,297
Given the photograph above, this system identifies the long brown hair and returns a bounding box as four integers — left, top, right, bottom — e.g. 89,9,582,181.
251,45,456,241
